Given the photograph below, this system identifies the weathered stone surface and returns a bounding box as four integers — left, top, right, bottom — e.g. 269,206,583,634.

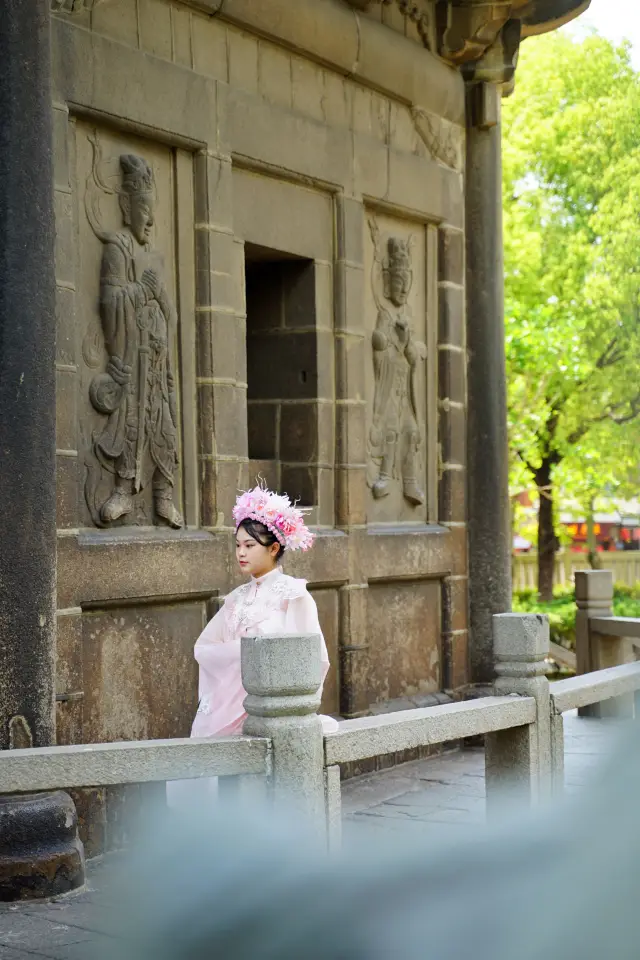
438,283,465,347
336,402,367,466
55,454,79,529
439,402,467,467
0,4,60,843
438,345,466,406
285,531,350,584
387,149,464,229
55,609,83,697
279,403,319,463
365,579,441,707
247,403,278,460
191,11,228,80
57,530,228,608
466,91,512,686
362,526,452,581
67,787,107,859
139,0,173,59
487,613,551,809
220,0,464,123
439,227,465,284
551,661,640,714
228,28,259,95
325,696,535,765
310,588,340,716
0,793,84,902
292,57,326,122
439,466,466,523
233,167,333,262
81,601,203,742
442,577,469,635
53,20,219,146
90,0,138,46
448,524,469,577
242,633,326,824
446,628,470,691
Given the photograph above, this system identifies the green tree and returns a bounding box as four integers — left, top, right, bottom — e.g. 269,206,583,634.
503,32,640,600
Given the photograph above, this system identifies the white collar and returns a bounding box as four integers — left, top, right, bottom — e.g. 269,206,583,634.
251,566,283,586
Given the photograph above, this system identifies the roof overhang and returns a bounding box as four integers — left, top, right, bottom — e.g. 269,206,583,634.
519,0,592,38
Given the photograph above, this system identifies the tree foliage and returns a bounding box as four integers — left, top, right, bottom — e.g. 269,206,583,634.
503,31,640,597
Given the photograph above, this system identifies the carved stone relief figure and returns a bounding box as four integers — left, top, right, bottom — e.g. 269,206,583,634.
368,219,426,507
84,136,183,529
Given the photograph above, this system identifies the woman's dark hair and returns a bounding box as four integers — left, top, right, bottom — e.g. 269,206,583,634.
237,518,285,560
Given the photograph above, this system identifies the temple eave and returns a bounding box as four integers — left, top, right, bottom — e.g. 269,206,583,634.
521,0,592,37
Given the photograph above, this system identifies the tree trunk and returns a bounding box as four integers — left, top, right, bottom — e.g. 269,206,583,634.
586,497,601,570
536,458,557,602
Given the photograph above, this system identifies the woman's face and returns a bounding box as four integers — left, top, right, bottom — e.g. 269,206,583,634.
235,527,279,578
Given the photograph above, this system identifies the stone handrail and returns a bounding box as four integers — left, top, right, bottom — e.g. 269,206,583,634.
324,696,535,765
0,735,269,795
545,570,640,796
550,662,640,714
589,617,640,639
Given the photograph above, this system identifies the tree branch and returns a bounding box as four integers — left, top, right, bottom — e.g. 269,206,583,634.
516,449,538,476
566,390,640,444
595,336,624,370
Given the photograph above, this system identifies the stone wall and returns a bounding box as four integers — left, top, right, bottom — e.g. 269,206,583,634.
52,0,469,750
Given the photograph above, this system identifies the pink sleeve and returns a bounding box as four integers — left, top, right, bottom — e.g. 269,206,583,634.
284,590,330,683
194,606,225,699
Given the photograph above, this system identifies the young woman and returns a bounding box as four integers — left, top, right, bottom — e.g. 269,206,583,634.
190,485,337,743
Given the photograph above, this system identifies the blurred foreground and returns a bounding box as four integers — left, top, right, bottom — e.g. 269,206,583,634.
0,713,636,960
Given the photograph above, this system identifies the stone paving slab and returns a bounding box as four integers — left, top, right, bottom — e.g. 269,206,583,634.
0,713,627,959
340,712,625,843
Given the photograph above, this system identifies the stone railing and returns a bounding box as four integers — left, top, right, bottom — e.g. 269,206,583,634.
2,593,640,856
573,570,640,718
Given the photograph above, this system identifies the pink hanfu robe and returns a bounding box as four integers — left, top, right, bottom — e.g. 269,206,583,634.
191,566,337,738
167,568,337,805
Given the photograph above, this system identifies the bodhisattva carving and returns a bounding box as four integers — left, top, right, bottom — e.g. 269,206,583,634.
368,219,426,507
84,136,183,529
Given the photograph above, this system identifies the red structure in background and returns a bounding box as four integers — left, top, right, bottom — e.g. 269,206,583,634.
564,521,640,553
513,491,640,554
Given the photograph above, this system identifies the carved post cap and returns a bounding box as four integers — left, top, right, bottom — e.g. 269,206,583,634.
241,634,323,720
493,613,549,679
575,570,614,605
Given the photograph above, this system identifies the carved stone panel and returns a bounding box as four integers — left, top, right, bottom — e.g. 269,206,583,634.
365,213,429,524
75,123,184,529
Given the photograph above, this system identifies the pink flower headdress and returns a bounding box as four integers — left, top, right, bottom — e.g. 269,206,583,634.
232,484,315,552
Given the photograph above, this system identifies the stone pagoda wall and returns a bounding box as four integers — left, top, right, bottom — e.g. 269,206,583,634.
51,0,469,752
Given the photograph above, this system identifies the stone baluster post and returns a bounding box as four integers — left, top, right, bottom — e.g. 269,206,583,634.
485,613,552,813
242,634,326,833
575,570,634,718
